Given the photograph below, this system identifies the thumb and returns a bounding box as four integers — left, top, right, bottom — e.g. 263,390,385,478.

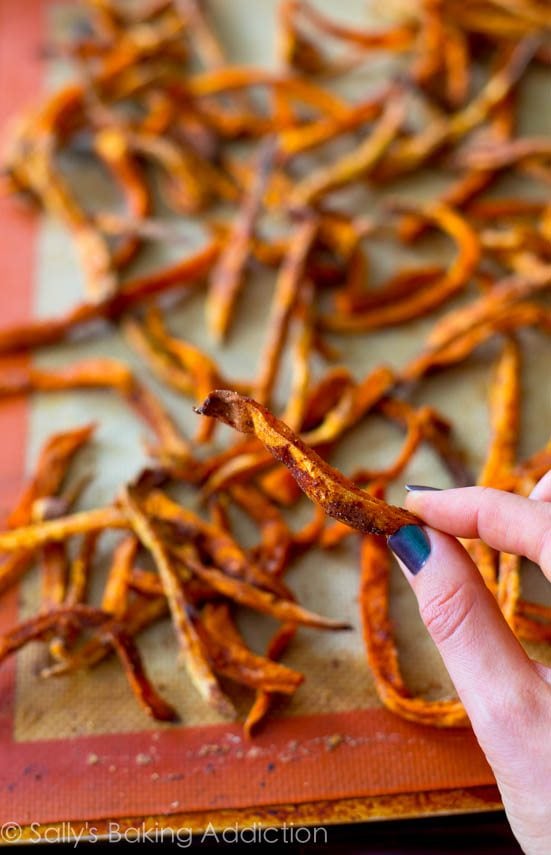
387,523,546,754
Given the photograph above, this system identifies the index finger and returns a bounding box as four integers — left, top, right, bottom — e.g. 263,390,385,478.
405,486,551,580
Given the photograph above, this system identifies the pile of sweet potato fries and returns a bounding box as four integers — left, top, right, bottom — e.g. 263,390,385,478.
0,0,550,733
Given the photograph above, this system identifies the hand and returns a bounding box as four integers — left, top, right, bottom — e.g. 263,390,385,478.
387,472,551,855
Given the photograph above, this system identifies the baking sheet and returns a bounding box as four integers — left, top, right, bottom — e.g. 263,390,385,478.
0,0,550,831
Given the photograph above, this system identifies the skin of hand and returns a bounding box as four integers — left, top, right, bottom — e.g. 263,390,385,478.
387,471,551,855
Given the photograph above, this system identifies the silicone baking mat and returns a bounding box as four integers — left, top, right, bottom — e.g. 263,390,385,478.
1,0,549,835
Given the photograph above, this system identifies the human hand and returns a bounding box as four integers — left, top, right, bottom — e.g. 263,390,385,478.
387,472,551,855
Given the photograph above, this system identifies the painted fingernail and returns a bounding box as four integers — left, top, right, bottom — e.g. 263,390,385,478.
405,485,442,492
387,525,431,575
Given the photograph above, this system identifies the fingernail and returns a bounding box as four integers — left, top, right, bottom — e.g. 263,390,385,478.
405,484,442,492
388,525,431,575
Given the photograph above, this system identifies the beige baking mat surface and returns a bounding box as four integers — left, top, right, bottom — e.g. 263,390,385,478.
13,0,551,742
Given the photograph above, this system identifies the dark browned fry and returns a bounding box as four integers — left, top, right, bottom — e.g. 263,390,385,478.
121,485,235,718
255,216,318,405
196,391,420,536
360,534,468,727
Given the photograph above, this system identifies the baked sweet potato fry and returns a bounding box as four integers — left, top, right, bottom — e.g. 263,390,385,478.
195,391,420,536
360,534,468,727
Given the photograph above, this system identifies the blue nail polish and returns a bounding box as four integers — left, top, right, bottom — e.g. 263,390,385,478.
388,525,431,575
405,485,442,492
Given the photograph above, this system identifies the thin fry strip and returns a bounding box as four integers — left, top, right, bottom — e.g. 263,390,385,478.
101,535,139,619
294,0,413,50
196,391,420,536
277,90,388,159
0,240,219,356
480,338,521,487
194,603,303,693
360,534,468,726
0,507,127,552
282,280,315,431
8,423,95,529
229,484,292,577
0,358,191,463
426,265,551,349
244,622,297,738
290,98,404,205
141,488,290,596
0,605,111,666
121,485,235,717
94,127,150,269
255,216,318,405
321,203,480,332
301,365,395,446
174,543,344,629
105,628,179,721
42,597,169,676
403,302,551,383
206,141,274,342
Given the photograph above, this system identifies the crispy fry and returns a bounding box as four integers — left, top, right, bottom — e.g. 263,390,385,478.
0,357,190,464
141,488,290,596
0,507,127,552
427,265,551,350
255,216,318,405
480,338,521,488
8,423,95,529
244,622,297,738
229,484,292,577
195,602,303,694
0,605,111,666
0,424,95,605
322,203,480,332
206,141,274,342
360,534,468,726
105,627,179,721
174,542,345,630
0,240,219,356
121,485,235,717
290,98,404,205
94,127,150,268
301,365,395,446
196,391,420,536
42,597,169,677
101,536,139,619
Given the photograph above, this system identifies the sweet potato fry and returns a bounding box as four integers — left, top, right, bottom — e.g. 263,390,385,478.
426,265,551,350
174,542,347,630
229,484,292,577
206,140,274,342
101,536,139,619
0,357,191,464
0,507,127,552
0,605,111,666
290,98,404,205
121,485,235,717
360,534,468,727
105,628,179,721
8,423,95,529
0,240,219,356
244,621,297,738
322,203,480,332
255,216,318,405
196,391,420,536
194,603,303,694
140,488,290,596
